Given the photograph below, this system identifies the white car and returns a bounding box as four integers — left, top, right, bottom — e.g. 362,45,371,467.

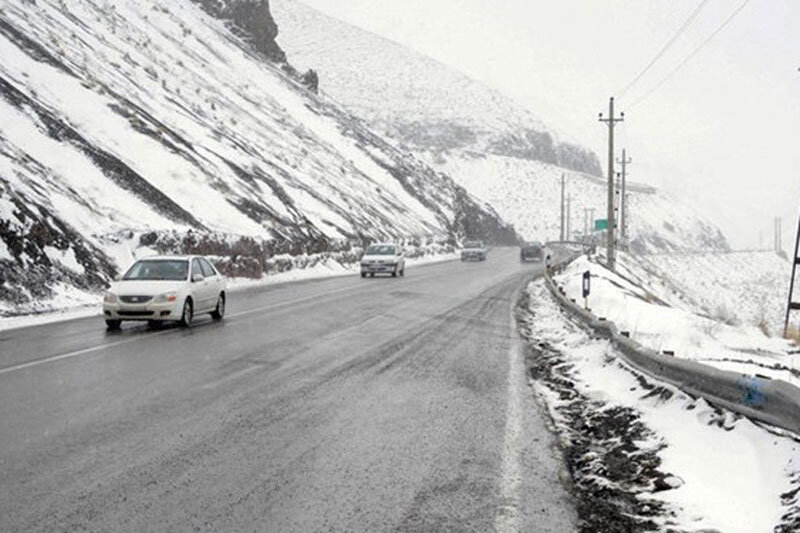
102,255,226,330
360,243,406,278
460,240,487,261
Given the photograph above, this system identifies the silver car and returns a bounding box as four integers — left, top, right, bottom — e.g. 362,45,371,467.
360,243,406,278
461,240,487,261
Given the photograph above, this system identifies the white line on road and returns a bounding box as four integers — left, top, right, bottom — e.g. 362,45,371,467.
0,329,173,377
495,312,525,533
0,283,368,377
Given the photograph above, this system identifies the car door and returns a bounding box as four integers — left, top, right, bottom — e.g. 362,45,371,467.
199,258,222,304
190,258,212,312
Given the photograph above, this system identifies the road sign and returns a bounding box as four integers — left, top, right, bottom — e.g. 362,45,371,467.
594,219,608,230
582,271,591,298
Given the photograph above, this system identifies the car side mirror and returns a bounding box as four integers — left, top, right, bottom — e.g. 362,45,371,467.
192,274,204,283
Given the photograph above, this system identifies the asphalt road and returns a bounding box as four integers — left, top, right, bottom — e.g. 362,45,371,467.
0,248,576,532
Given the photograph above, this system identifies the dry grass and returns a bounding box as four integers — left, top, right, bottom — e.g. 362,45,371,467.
786,327,800,345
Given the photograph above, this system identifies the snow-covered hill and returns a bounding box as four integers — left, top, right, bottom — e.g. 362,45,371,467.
428,151,729,251
271,0,601,176
0,0,515,315
272,0,731,252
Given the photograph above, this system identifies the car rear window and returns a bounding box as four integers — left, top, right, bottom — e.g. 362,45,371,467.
464,241,483,249
123,260,189,281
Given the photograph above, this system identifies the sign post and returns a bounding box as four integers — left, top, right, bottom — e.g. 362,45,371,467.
582,270,591,310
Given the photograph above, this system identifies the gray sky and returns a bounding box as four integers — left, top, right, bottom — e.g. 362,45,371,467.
298,0,800,249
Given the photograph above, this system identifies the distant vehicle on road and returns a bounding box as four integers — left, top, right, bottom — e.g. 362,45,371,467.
103,256,226,330
461,240,487,261
360,243,405,278
520,242,545,262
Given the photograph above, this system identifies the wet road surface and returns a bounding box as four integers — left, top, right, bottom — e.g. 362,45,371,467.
0,248,575,532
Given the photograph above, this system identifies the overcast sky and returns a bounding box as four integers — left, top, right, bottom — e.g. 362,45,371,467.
298,0,800,249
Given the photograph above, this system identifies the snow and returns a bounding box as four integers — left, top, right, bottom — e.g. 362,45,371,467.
272,0,732,255
423,151,729,253
272,0,553,144
555,253,799,387
43,245,85,275
0,0,460,250
523,280,799,532
0,238,10,261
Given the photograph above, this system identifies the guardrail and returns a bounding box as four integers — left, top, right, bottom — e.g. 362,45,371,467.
543,255,800,435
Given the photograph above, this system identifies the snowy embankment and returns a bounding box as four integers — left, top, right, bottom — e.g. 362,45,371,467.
634,250,793,336
556,253,799,389
518,281,799,532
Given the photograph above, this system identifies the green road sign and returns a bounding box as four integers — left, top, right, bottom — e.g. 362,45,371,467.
594,219,608,230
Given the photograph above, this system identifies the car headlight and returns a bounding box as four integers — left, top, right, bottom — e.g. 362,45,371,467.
153,291,178,303
103,292,118,304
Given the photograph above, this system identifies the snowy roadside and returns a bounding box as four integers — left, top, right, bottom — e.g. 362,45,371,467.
0,251,458,332
518,280,800,532
555,254,799,388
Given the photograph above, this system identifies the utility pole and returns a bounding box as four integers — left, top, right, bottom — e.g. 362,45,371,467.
617,149,632,248
599,97,624,269
560,173,566,242
567,194,572,241
784,208,800,337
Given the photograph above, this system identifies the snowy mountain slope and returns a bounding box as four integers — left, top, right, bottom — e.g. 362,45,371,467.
271,0,601,176
423,151,729,251
272,0,730,253
629,250,792,337
0,0,515,314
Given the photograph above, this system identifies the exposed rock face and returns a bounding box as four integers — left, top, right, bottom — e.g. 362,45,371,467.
192,0,286,62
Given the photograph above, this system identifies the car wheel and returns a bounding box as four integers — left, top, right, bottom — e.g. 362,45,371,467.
105,319,121,331
179,299,193,328
211,294,225,321
400,267,405,277
361,272,367,278
370,273,374,278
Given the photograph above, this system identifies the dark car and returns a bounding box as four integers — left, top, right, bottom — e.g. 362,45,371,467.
520,242,545,262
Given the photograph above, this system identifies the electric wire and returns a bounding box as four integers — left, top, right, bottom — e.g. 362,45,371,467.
628,0,753,109
617,0,712,98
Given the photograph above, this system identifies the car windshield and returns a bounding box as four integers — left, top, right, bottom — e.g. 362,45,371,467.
366,245,395,255
464,241,483,249
123,260,189,281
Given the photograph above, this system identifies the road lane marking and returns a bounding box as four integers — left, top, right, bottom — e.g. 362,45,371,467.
0,329,173,376
495,312,524,533
226,283,366,320
0,283,370,377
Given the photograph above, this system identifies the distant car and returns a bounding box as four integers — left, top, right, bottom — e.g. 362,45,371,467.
461,240,487,261
360,243,405,278
102,255,226,330
520,242,545,262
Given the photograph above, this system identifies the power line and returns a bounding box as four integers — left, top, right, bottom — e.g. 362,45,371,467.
628,0,753,109
617,0,711,98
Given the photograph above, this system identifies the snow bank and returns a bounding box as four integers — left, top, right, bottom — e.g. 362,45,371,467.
555,253,799,388
520,280,799,532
